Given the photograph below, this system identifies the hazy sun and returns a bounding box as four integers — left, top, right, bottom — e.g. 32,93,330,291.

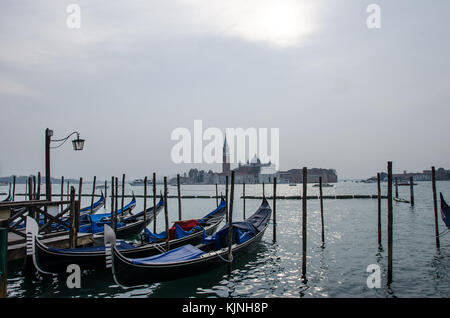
227,1,316,48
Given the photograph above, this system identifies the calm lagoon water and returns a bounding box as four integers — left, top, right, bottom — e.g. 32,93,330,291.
2,181,449,298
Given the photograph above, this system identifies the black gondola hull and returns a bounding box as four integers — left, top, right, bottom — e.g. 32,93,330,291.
111,226,268,287
33,219,223,273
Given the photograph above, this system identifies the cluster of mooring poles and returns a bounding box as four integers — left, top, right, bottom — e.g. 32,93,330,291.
232,162,442,287
374,162,441,286
0,161,446,297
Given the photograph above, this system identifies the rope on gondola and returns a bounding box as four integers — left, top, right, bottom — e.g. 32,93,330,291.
153,243,166,254
437,229,449,237
214,251,234,263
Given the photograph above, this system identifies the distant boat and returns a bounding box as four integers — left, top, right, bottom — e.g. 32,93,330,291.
129,179,152,186
394,197,410,203
396,182,418,186
289,183,297,186
360,179,376,184
313,183,334,188
95,185,109,190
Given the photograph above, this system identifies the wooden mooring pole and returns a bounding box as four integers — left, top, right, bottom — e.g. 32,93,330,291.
410,176,415,207
12,175,16,201
111,177,115,232
104,180,107,209
302,167,308,282
153,172,157,233
78,177,83,210
90,176,96,214
0,227,7,298
69,186,76,248
431,167,440,249
387,161,393,285
319,177,325,246
143,176,148,223
32,175,36,200
115,177,119,231
77,178,82,233
227,171,235,273
121,174,125,215
60,176,65,213
243,182,246,220
27,178,33,217
177,174,182,220
37,172,41,200
215,183,219,207
377,173,382,247
225,176,229,223
152,172,156,233
164,176,170,251
273,177,277,243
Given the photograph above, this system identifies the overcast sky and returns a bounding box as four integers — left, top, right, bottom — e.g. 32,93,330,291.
1,0,449,180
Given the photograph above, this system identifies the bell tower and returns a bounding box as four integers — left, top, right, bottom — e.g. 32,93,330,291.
222,135,230,174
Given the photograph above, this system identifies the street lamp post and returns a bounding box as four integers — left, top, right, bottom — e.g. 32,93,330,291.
45,129,52,201
45,128,85,201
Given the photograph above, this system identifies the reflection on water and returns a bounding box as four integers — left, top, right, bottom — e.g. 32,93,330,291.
2,181,450,298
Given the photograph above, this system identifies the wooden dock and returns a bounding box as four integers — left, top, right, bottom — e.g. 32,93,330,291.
7,230,94,262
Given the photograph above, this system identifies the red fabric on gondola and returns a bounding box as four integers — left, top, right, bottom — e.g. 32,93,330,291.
168,219,200,239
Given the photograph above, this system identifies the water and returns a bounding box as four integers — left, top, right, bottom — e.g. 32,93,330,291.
2,181,449,298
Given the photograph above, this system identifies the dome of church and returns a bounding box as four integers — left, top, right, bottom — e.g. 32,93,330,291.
250,155,260,165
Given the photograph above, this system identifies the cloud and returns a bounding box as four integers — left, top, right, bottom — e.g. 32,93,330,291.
0,78,39,97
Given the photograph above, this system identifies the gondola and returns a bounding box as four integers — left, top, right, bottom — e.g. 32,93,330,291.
439,193,450,229
313,183,334,187
79,192,105,214
1,192,11,202
77,194,155,238
26,198,227,274
394,197,409,203
93,193,137,216
47,194,138,234
105,197,271,287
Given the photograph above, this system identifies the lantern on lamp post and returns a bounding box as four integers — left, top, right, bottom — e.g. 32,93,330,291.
45,128,85,201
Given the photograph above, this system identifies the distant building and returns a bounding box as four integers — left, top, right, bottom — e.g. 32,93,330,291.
233,155,277,184
277,168,338,184
372,168,450,182
422,168,450,181
392,170,431,182
175,138,337,185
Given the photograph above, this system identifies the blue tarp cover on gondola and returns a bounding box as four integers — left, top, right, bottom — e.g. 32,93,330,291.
202,198,271,249
131,244,205,264
78,218,125,234
202,221,257,249
144,228,167,242
175,224,204,239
